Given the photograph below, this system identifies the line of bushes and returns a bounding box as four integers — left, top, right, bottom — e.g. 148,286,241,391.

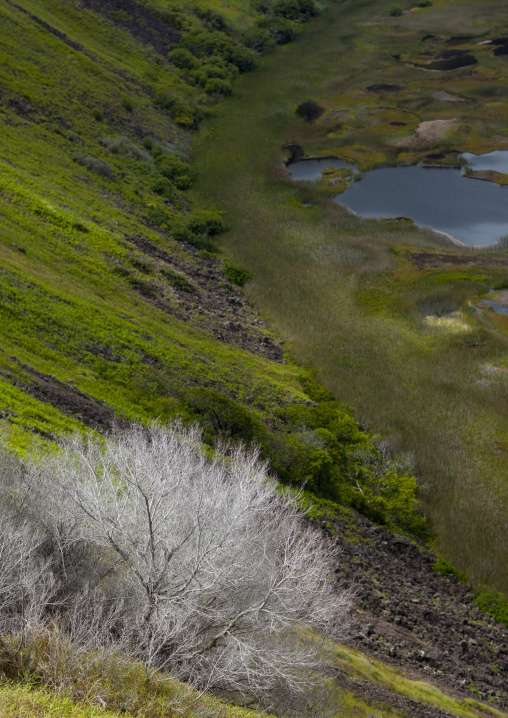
181,380,427,537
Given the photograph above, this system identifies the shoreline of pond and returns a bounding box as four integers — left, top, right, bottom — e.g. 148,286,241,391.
287,152,508,247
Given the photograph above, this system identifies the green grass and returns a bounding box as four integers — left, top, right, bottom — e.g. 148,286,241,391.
3,628,500,718
0,0,329,455
192,0,508,591
331,644,507,718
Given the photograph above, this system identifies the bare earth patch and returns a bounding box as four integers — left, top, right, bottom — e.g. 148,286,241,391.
432,91,466,102
395,118,458,148
489,289,508,306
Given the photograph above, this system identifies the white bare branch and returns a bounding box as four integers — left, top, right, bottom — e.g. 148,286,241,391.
3,423,353,700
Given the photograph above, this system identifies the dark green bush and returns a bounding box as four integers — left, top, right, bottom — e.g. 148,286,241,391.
204,78,233,95
474,591,508,627
154,91,200,128
242,27,275,52
122,97,134,112
161,268,195,293
388,4,403,15
156,154,191,180
152,177,176,198
129,257,152,274
187,209,225,236
180,30,255,73
74,154,114,180
147,204,172,227
227,45,256,72
127,275,157,298
224,262,253,286
183,387,269,446
111,264,132,280
195,7,231,32
432,557,460,577
169,48,199,70
297,0,318,17
92,109,103,121
346,445,426,534
257,17,295,44
200,59,233,80
272,0,300,20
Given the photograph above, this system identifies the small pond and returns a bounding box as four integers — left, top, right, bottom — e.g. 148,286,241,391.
337,165,508,246
461,150,508,173
287,157,357,181
481,299,508,315
287,152,508,246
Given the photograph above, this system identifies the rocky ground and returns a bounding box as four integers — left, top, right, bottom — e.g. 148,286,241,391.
320,509,508,713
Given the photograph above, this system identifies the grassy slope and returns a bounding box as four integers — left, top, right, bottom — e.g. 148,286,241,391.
0,0,317,452
0,638,505,718
1,2,507,717
192,0,508,591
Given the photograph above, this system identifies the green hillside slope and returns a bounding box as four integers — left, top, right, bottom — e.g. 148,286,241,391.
0,0,317,445
0,0,426,539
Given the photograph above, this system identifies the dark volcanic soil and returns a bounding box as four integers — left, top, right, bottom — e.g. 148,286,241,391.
318,509,508,713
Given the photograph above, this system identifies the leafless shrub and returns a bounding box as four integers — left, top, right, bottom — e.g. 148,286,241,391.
2,424,352,701
74,153,115,179
100,135,152,162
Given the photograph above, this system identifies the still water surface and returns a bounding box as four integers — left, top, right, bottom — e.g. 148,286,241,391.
337,165,508,246
288,157,356,180
288,152,508,245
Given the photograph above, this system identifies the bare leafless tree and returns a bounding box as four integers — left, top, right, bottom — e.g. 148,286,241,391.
5,423,352,701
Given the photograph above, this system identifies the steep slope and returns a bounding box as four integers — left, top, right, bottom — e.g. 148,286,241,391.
1,2,507,718
0,0,315,450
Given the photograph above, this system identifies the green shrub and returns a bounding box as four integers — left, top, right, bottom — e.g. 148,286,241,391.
127,275,157,298
388,4,403,15
224,262,253,286
170,218,194,242
147,204,172,227
92,109,102,121
101,136,151,162
180,30,255,72
122,97,134,112
156,154,193,183
183,387,269,445
169,48,199,70
187,209,225,236
257,17,295,44
272,0,301,20
161,268,195,292
129,257,152,274
346,445,426,534
227,45,256,72
73,154,114,179
152,177,176,198
432,557,460,577
417,0,432,6
297,0,318,17
195,7,230,32
242,27,275,52
154,91,200,127
205,78,233,95
474,591,508,627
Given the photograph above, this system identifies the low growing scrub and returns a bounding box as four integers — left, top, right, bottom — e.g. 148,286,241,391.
74,154,115,179
474,591,508,628
224,261,253,286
